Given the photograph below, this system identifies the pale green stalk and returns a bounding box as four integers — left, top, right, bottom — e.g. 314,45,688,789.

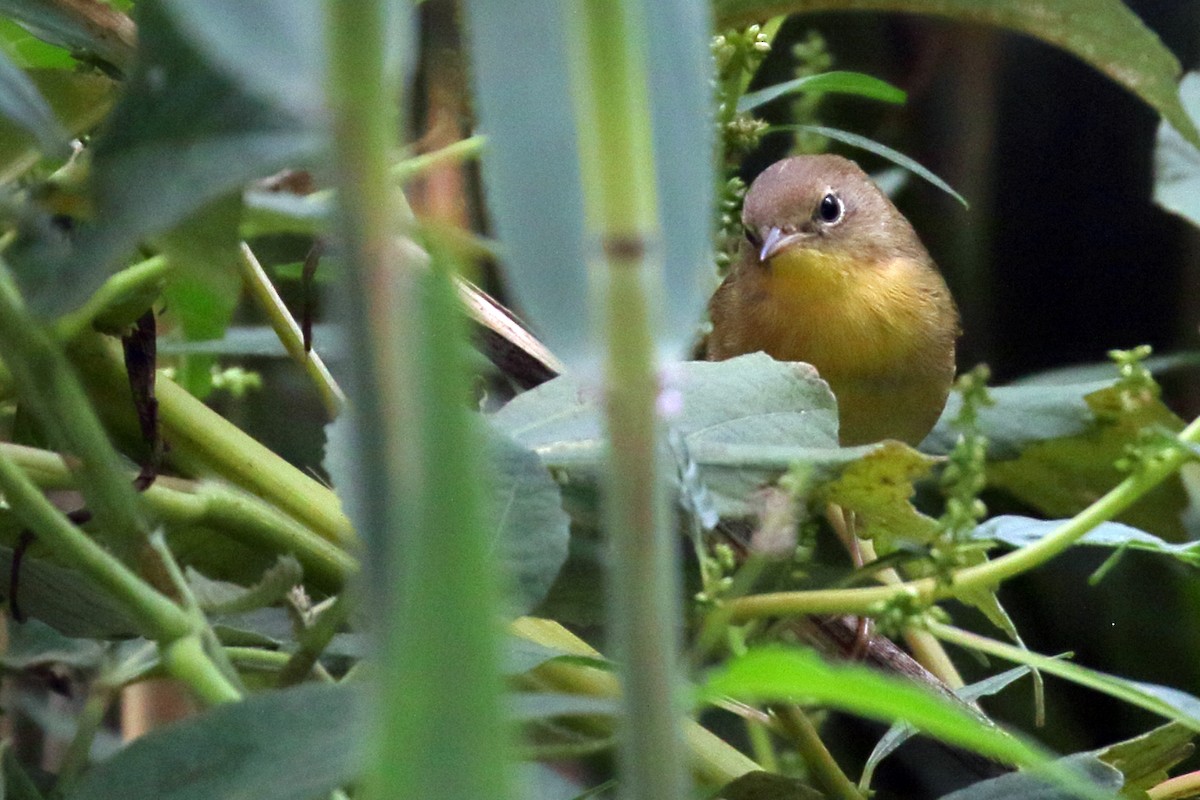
568,5,686,799
236,243,345,417
325,4,511,800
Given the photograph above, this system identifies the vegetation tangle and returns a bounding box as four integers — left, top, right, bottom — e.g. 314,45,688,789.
0,1,1198,799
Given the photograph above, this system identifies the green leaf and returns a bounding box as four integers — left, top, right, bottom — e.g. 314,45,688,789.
1,616,105,670
738,70,906,113
937,754,1122,800
772,124,967,207
492,354,849,519
984,384,1188,540
0,46,67,156
486,424,571,614
159,195,245,398
975,515,1200,568
701,647,1018,755
700,646,1113,800
1154,72,1200,228
715,0,1200,150
185,555,303,615
817,439,937,546
461,0,589,366
862,664,1034,791
66,684,363,800
1095,723,1195,797
0,543,137,638
924,380,1109,459
11,0,318,318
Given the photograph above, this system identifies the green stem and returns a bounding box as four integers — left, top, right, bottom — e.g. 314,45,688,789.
0,260,148,559
224,646,292,672
1,442,356,592
727,415,1200,621
53,683,115,796
160,635,241,705
569,2,685,800
0,441,190,640
277,593,348,686
67,334,355,547
53,255,171,343
510,617,761,788
774,705,866,800
389,135,487,182
236,243,345,418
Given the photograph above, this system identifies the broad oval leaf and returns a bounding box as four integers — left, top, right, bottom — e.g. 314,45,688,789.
937,755,1122,800
486,424,571,614
715,0,1200,149
738,70,906,113
67,684,363,800
492,353,847,518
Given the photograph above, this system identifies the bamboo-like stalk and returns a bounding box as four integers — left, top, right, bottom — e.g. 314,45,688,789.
567,3,687,800
324,4,510,800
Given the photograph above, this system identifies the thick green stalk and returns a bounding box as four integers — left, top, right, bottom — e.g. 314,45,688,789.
0,440,240,705
727,413,1200,621
325,4,510,800
66,334,355,547
510,617,760,788
2,442,356,592
568,4,686,800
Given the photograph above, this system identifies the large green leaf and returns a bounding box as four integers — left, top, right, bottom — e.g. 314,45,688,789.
714,0,1200,150
975,515,1200,568
10,0,318,318
486,424,571,614
492,354,852,518
0,542,138,638
700,646,1113,800
66,684,363,800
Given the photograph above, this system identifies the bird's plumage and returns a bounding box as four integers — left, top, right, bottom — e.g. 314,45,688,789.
706,155,959,446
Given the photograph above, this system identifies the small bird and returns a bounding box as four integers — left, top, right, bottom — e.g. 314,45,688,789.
707,155,960,447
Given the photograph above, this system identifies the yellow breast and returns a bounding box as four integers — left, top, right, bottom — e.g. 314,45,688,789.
707,248,958,445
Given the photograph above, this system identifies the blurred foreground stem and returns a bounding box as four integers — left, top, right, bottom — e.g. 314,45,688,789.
324,3,510,800
569,3,686,800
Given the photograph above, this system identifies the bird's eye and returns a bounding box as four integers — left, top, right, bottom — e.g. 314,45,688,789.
744,227,762,248
817,192,844,224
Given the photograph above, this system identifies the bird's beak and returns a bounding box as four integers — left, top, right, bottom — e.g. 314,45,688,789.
757,226,806,263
